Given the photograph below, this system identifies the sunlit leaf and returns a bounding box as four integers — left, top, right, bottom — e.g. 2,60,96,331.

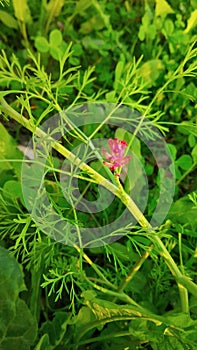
12,0,32,23
0,10,17,28
184,9,197,33
155,0,174,17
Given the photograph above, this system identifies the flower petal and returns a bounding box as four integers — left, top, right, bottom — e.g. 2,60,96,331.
108,138,128,157
102,138,131,172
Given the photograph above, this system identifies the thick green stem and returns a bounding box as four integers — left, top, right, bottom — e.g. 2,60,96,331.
0,98,148,226
1,97,197,300
177,283,189,314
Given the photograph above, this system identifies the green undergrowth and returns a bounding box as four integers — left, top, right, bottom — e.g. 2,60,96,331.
0,0,197,349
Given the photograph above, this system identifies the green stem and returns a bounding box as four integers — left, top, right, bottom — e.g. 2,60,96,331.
85,277,146,308
177,283,189,314
115,243,154,296
153,235,197,297
73,244,116,290
44,0,57,34
176,162,196,186
78,331,139,347
1,97,197,300
176,232,189,314
18,21,29,49
114,175,151,229
30,267,42,322
176,275,197,296
0,98,147,226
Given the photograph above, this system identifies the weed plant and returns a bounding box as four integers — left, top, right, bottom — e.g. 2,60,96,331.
0,0,197,349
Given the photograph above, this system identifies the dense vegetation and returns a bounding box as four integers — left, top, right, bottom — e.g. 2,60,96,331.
0,0,197,349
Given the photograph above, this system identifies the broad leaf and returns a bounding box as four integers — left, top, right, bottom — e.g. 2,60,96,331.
49,29,62,46
155,0,174,17
45,0,65,17
0,247,37,348
12,0,32,23
0,123,23,179
34,334,52,350
0,10,18,28
167,194,197,230
34,36,49,53
0,299,37,350
40,312,71,346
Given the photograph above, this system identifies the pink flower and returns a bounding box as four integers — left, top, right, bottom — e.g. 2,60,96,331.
102,138,131,171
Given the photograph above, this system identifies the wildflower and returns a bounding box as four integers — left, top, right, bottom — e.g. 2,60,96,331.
102,138,131,171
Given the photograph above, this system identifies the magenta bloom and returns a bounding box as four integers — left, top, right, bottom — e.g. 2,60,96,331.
102,138,131,171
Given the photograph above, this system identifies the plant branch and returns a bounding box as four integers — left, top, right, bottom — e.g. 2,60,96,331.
1,96,197,300
115,243,154,296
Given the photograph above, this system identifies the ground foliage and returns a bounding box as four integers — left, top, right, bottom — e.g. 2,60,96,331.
0,0,197,349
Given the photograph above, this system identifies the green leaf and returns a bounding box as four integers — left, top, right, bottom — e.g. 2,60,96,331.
184,9,197,33
50,46,62,60
0,247,24,339
49,41,67,60
83,297,162,327
167,144,177,160
72,43,83,57
49,29,62,46
192,144,197,163
34,36,49,53
176,154,193,170
45,0,65,17
188,134,196,148
12,0,32,23
114,128,145,195
77,306,96,327
68,56,80,65
138,25,145,41
191,0,197,9
167,194,197,230
0,10,18,28
74,0,93,15
40,312,71,346
109,242,130,262
163,18,174,35
178,122,197,137
79,15,105,34
0,299,37,350
115,128,142,158
155,0,174,17
145,163,154,175
129,319,157,341
138,8,155,42
114,60,124,90
74,306,96,337
138,60,164,85
81,290,97,301
3,180,25,205
0,123,23,179
0,247,37,348
34,334,52,350
105,90,116,102
166,313,195,328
